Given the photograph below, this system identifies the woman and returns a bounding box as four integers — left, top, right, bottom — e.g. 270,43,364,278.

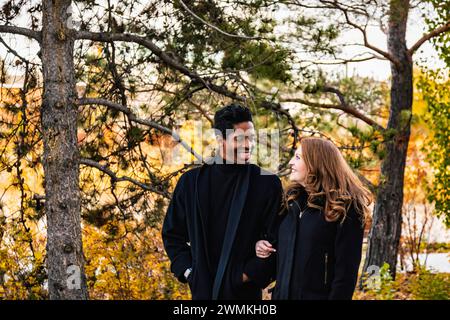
256,137,372,300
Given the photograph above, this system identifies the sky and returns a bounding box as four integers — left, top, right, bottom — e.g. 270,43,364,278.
0,1,446,83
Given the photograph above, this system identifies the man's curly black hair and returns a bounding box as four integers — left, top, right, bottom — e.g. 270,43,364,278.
213,103,253,138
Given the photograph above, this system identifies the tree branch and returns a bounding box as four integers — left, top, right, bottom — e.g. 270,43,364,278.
187,99,214,125
75,31,202,81
300,53,386,65
75,30,243,98
280,87,384,131
0,36,40,67
178,0,261,40
74,30,301,144
80,158,170,198
408,20,450,56
0,25,41,42
76,97,204,163
356,171,377,194
318,1,402,68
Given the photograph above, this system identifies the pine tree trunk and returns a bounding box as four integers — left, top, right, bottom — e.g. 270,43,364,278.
41,0,88,299
362,0,412,279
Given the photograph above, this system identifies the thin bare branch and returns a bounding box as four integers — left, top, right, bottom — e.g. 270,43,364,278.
74,30,301,143
318,0,402,67
300,53,386,65
0,36,38,65
187,99,214,125
178,0,261,40
408,20,450,56
280,87,384,131
76,97,204,163
75,30,240,98
80,158,170,198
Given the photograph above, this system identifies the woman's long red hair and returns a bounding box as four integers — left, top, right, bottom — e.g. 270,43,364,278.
284,137,373,224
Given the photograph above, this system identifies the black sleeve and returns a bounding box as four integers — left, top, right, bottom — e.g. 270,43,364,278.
161,174,192,283
329,203,364,300
243,177,283,289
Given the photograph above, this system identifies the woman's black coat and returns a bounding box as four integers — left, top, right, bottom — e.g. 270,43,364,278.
162,162,283,300
272,187,364,300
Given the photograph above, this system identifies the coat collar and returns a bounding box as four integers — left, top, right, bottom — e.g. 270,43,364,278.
288,185,326,211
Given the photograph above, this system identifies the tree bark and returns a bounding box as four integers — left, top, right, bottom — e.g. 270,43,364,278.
41,0,88,299
362,0,413,279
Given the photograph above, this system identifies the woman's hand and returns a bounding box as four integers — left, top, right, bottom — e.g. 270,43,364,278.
255,240,276,258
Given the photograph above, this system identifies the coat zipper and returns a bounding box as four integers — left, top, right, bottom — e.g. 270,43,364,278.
292,201,306,219
299,210,305,219
324,252,328,285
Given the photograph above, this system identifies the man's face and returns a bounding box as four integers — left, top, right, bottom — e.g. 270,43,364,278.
219,121,255,164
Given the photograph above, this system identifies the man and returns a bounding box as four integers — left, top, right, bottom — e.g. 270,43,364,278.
162,103,282,300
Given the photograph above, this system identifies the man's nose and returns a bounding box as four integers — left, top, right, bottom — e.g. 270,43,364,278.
244,138,252,150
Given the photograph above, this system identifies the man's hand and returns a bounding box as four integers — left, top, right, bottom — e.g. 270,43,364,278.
242,272,249,283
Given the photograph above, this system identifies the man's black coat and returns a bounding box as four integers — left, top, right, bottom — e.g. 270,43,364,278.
162,161,283,300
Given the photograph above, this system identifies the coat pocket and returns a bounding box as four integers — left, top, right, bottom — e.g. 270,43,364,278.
303,250,330,294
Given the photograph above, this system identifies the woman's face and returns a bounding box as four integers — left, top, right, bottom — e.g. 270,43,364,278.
289,146,307,184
